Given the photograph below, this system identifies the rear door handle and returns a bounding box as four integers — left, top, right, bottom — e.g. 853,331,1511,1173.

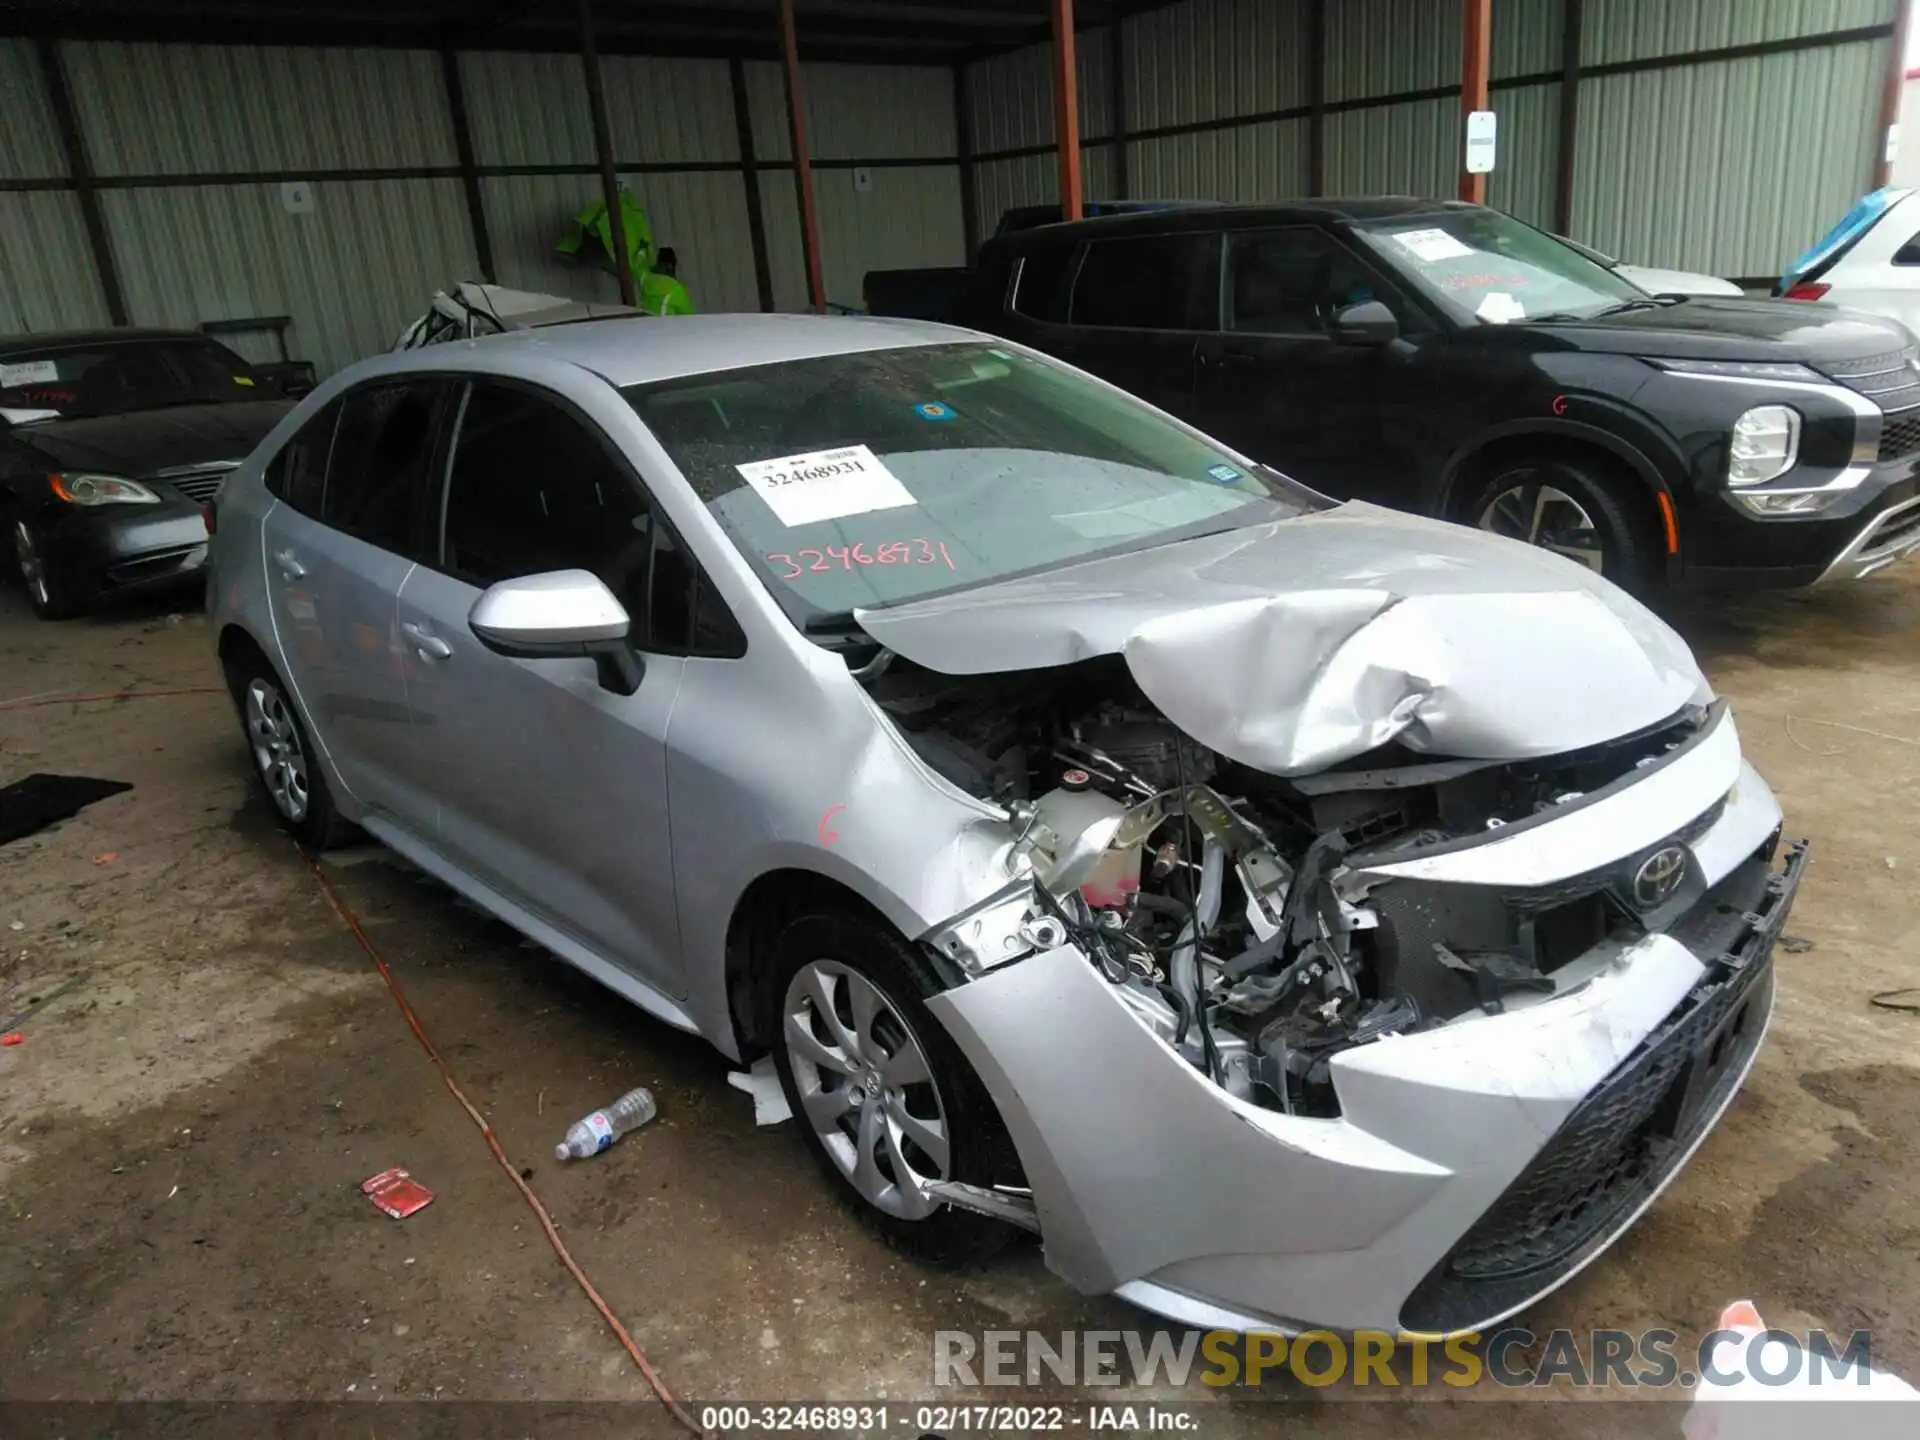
272,548,305,580
400,621,452,661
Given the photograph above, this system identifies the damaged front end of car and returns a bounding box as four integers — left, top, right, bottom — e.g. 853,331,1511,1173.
850,514,1805,1334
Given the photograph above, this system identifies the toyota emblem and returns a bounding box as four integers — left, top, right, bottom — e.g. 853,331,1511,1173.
1632,845,1689,907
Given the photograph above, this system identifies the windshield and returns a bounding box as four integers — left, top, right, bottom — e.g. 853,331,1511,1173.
1352,209,1645,324
625,342,1310,624
0,337,266,420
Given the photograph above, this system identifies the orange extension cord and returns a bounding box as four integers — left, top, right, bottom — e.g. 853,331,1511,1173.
308,860,711,1437
1,682,705,1433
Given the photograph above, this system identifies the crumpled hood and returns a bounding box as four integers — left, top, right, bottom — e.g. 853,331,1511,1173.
853,502,1712,775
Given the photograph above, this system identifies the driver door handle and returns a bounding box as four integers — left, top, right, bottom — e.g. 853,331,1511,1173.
272,548,305,580
400,621,452,661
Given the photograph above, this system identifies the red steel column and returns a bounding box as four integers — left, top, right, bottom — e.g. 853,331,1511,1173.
1052,0,1083,221
1459,0,1492,203
778,0,827,312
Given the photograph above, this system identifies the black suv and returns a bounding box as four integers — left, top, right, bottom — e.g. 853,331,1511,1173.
955,198,1920,589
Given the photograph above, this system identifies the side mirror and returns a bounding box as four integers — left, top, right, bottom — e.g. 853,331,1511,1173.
1330,299,1399,346
468,569,643,695
1039,814,1125,897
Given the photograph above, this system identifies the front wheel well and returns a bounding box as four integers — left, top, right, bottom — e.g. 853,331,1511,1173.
1444,434,1672,558
216,625,271,694
724,869,899,1059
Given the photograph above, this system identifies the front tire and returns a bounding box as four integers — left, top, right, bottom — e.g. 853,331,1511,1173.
769,912,1017,1267
1463,457,1654,590
10,518,81,619
226,656,352,850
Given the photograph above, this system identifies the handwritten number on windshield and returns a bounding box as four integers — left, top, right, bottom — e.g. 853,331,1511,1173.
768,540,956,579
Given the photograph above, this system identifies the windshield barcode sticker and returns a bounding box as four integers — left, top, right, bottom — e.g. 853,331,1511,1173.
1388,228,1475,264
0,360,60,387
736,444,917,528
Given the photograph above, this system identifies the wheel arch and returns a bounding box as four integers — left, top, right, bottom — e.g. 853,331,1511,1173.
1434,421,1680,567
1436,420,1670,517
724,867,911,1061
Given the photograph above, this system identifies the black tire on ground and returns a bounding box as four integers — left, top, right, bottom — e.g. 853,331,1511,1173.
1459,455,1656,591
9,516,82,620
768,911,1019,1268
222,649,354,851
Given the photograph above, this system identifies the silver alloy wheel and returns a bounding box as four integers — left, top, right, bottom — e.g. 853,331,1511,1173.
244,678,310,822
1476,483,1606,573
783,959,950,1220
12,521,49,607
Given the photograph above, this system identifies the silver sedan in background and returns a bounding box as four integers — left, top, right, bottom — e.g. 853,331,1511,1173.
208,315,1799,1336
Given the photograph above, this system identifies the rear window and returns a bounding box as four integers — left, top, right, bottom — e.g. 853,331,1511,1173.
625,342,1311,626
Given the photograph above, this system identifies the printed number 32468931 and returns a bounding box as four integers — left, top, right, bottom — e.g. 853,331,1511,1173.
768,540,955,578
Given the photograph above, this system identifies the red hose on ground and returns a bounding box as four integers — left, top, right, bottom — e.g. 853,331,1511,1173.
0,685,225,712
308,858,710,1437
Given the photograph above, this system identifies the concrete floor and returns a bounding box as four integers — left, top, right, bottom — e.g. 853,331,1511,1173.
1,572,1916,1436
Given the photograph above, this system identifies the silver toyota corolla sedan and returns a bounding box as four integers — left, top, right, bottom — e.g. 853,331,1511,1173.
207,315,1801,1336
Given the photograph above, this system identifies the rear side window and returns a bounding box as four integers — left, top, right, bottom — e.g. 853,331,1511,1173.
1011,247,1077,322
323,381,446,555
1895,232,1920,266
1070,233,1220,330
440,381,741,656
263,400,340,517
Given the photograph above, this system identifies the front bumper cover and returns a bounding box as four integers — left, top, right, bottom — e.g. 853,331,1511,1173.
927,752,1801,1336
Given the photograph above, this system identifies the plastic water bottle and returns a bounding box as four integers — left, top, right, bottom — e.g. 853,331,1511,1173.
555,1087,657,1161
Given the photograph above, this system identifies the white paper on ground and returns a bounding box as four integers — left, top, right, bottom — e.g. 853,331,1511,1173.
1388,228,1475,264
727,1054,793,1126
736,443,917,528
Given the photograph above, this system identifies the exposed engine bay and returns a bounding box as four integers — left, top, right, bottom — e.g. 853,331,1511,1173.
867,653,1715,1118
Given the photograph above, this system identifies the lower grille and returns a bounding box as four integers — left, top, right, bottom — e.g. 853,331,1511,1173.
1399,841,1804,1334
1879,410,1920,463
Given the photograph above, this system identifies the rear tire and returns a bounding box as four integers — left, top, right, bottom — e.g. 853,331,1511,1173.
1461,456,1655,591
769,912,1018,1268
224,652,353,850
10,517,81,619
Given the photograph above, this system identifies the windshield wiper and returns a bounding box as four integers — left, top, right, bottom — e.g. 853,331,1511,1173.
1527,296,1686,325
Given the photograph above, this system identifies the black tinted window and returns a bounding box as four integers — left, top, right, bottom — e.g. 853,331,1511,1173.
1896,232,1920,266
0,337,264,419
441,382,736,654
263,400,340,517
1070,233,1219,330
323,382,444,553
1011,246,1077,322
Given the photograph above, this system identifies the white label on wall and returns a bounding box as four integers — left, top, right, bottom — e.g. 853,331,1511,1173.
281,181,315,214
1465,109,1497,174
853,166,874,193
1390,228,1475,263
736,444,916,527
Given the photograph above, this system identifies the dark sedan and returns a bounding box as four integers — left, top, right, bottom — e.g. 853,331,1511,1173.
2,329,293,618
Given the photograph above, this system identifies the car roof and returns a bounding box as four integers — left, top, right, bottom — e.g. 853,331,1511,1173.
402,313,979,388
988,195,1476,245
0,327,209,354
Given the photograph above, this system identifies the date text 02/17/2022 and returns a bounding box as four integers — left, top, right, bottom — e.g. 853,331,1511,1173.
700,1402,1200,1433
